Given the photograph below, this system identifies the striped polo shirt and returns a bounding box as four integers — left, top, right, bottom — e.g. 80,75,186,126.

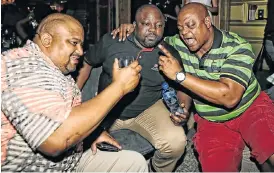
165,27,261,122
1,41,83,171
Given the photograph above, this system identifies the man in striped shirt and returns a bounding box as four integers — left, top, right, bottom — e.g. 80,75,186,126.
1,13,147,172
111,2,274,172
158,3,274,172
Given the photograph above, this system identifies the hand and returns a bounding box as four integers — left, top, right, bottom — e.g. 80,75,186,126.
170,103,190,126
112,58,142,95
111,24,135,41
158,44,183,81
1,0,15,5
91,131,122,154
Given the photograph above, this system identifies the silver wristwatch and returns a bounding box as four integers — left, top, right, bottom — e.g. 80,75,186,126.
175,71,186,83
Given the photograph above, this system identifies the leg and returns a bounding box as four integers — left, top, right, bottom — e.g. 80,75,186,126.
129,100,187,172
193,114,245,172
76,149,148,172
238,92,274,171
110,100,187,172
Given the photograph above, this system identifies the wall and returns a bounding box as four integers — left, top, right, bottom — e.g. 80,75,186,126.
229,0,268,69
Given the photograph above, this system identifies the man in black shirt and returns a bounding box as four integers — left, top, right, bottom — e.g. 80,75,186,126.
77,4,188,172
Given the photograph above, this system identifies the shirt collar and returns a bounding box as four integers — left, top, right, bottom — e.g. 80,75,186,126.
25,40,59,70
211,26,223,49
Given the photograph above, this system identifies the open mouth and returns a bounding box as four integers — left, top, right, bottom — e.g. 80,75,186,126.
184,38,195,46
71,56,79,64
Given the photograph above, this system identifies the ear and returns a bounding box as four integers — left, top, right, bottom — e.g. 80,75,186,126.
204,16,211,29
40,33,52,48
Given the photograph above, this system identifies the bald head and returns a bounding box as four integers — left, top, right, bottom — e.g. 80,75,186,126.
33,13,84,75
179,2,209,20
177,2,213,54
36,13,83,37
135,4,164,23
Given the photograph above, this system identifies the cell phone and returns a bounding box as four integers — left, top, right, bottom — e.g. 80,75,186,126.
96,142,120,152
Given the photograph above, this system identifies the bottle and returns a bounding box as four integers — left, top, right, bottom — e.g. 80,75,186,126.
162,82,184,115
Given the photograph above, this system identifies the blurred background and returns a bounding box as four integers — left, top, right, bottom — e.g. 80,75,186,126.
1,0,272,89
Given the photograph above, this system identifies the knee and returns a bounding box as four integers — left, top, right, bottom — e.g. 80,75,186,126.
158,132,187,158
123,150,148,172
268,154,274,166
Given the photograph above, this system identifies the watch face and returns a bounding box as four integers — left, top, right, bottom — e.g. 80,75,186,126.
177,72,185,81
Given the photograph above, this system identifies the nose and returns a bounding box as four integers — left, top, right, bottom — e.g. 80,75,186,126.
181,27,189,35
76,44,84,56
148,24,156,32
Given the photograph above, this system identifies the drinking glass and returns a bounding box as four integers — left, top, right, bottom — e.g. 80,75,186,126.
118,56,135,68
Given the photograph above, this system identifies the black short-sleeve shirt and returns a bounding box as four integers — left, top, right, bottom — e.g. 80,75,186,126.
85,33,183,120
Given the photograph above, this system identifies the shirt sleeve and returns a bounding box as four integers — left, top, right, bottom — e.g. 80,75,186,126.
1,67,79,151
162,40,184,67
84,33,112,66
220,43,255,88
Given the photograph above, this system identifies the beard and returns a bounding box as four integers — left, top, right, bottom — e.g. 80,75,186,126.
135,32,162,48
143,35,162,47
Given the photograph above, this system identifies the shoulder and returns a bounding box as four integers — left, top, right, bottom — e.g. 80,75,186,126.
161,40,179,55
220,30,254,57
101,32,121,45
161,40,183,63
221,30,252,48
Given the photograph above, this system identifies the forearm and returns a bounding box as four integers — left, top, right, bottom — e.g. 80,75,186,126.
181,74,240,107
38,81,124,156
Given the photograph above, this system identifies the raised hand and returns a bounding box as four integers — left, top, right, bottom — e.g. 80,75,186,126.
112,58,142,95
111,24,135,41
158,44,183,80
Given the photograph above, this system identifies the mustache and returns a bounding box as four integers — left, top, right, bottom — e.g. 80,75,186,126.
146,33,157,37
71,54,81,57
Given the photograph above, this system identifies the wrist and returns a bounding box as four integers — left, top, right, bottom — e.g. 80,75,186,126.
112,81,125,97
175,70,186,84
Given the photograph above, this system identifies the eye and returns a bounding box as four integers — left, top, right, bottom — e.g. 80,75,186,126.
177,26,183,31
187,22,196,29
70,41,78,46
145,23,150,26
156,24,163,28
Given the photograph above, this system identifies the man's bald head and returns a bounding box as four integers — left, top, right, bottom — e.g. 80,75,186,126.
179,2,209,20
36,13,83,37
177,2,213,54
34,13,84,75
135,4,165,23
